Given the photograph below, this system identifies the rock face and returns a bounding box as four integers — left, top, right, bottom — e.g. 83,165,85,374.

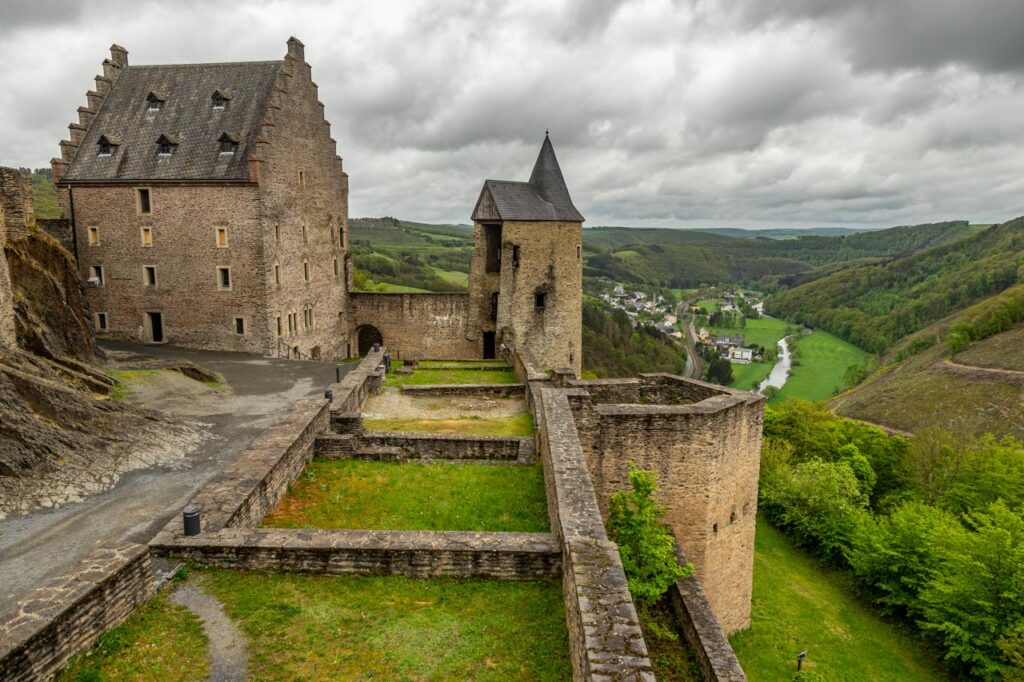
0,168,199,519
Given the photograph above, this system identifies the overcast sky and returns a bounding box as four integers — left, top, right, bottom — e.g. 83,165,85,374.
2,0,1024,228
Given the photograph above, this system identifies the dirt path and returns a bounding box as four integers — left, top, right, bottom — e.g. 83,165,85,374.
171,580,248,682
938,359,1024,383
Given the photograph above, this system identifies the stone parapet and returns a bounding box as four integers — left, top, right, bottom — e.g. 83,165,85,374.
0,544,154,682
328,348,385,415
317,431,532,463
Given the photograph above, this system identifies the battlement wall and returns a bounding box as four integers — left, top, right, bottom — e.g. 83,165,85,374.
349,292,478,360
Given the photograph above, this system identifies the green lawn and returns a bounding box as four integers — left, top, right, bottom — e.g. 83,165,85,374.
432,267,469,288
730,521,948,681
384,367,517,388
709,315,793,350
356,279,432,293
730,360,773,391
57,589,209,682
363,412,535,437
773,330,873,404
202,570,571,681
263,460,549,531
693,298,722,313
419,359,509,368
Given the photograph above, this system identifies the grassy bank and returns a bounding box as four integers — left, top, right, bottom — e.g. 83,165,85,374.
203,570,571,680
773,330,872,403
263,459,549,531
730,521,947,681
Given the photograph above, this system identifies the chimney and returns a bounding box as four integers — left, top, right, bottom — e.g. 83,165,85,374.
109,44,128,66
286,36,304,61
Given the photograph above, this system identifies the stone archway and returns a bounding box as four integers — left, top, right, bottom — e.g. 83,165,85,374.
355,324,383,356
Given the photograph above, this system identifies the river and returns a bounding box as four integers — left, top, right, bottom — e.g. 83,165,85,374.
757,336,792,394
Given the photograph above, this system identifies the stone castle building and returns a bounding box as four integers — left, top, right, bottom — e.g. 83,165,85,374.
52,38,349,358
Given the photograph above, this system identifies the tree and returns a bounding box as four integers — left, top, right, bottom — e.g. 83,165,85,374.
607,464,692,605
705,357,733,385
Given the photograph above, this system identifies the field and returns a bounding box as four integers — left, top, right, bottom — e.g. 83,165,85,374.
262,459,549,531
953,322,1024,371
730,522,948,681
363,412,535,436
729,360,773,391
708,315,792,350
773,330,872,403
693,298,721,313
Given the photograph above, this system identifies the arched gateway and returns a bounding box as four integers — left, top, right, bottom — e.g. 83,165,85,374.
355,324,383,356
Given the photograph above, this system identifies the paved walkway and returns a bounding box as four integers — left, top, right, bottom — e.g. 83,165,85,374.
0,341,350,611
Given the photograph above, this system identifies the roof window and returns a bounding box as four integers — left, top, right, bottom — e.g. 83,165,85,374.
156,134,178,157
211,90,231,110
218,132,239,155
145,92,165,112
97,134,119,157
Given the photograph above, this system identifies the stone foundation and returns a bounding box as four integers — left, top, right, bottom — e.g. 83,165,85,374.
316,431,532,463
400,383,525,398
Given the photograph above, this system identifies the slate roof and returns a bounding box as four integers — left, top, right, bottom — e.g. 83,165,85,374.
474,134,584,222
62,61,283,183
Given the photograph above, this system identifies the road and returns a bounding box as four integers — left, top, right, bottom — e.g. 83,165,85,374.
676,299,704,380
0,341,349,611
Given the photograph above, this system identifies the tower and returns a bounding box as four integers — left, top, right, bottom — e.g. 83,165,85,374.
468,134,584,375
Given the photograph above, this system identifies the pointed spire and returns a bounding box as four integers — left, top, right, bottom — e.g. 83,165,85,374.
528,133,583,222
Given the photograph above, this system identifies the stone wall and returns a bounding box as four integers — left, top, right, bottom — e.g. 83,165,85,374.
38,218,74,253
328,348,385,416
400,383,524,398
0,169,21,348
156,529,561,580
0,544,154,682
536,386,655,680
349,292,478,360
567,375,764,634
316,431,531,462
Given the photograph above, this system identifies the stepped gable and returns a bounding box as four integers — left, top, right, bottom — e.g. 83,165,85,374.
61,61,283,183
472,133,584,222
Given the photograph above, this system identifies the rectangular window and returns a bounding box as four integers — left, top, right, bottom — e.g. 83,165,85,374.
140,227,153,247
90,265,104,286
234,317,245,335
490,292,499,322
303,261,310,282
484,224,502,273
577,245,582,260
217,266,231,290
143,266,157,287
275,223,280,241
274,264,281,287
216,227,228,247
298,171,305,187
302,223,307,242
535,292,546,310
95,312,108,331
88,227,100,246
287,314,293,334
333,258,339,278
137,188,151,214
276,316,282,336
339,226,344,244
512,244,520,269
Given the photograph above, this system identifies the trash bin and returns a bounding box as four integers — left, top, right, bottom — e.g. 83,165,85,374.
183,505,201,536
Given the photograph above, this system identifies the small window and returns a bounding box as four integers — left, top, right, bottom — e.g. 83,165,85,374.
339,226,344,244
137,188,152,214
577,245,582,260
301,223,307,242
333,257,339,278
234,317,245,335
490,292,499,322
298,171,306,187
275,224,280,241
512,245,520,269
212,91,230,110
303,260,310,282
274,263,281,287
144,266,157,287
155,134,177,157
90,265,104,286
276,316,282,336
88,227,100,246
140,227,153,247
287,313,294,334
95,312,108,331
216,227,228,247
97,137,115,157
145,92,164,112
217,266,231,290
218,132,237,154
534,292,546,310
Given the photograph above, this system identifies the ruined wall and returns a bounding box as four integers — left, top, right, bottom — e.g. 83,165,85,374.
37,219,74,254
0,169,19,348
349,292,477,360
256,38,349,360
568,376,764,634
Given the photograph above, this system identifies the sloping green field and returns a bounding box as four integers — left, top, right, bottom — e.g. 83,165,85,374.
773,331,872,403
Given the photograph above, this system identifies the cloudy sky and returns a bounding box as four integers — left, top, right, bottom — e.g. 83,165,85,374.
2,0,1024,228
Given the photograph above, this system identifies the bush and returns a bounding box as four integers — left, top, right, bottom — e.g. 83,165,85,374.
607,464,692,605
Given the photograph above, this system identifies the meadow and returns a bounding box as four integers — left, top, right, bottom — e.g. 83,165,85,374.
773,330,872,403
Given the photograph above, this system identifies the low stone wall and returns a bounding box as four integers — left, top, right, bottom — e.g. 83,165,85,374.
329,349,385,414
669,542,747,681
400,383,525,398
0,544,154,682
317,431,532,462
154,529,561,579
153,397,329,538
569,372,726,405
536,386,655,680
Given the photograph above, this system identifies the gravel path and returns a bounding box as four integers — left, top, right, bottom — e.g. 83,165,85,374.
363,387,527,419
171,581,248,682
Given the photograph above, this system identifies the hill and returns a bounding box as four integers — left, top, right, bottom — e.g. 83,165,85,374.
768,217,1023,352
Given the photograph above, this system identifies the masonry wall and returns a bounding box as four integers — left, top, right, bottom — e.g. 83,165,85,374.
0,544,154,682
0,169,21,348
568,380,764,634
349,292,477,359
255,39,349,360
71,183,272,352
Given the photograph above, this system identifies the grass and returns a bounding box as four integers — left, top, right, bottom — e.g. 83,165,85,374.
953,322,1024,371
773,330,873,404
730,521,949,681
730,360,774,391
418,359,510,368
432,267,470,288
355,279,432,293
384,367,518,388
201,569,571,681
693,298,721,313
104,369,166,400
56,589,209,682
708,315,793,350
639,601,702,681
363,412,535,437
263,459,549,531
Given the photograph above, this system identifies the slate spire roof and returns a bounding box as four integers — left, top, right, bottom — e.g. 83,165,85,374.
472,133,584,222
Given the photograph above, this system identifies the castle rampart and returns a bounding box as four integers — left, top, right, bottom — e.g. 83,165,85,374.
349,292,477,359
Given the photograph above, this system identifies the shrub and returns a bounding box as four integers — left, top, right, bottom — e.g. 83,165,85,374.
607,464,692,605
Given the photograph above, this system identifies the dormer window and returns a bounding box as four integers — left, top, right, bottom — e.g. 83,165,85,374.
218,132,239,155
211,90,231,110
156,134,178,157
96,134,119,157
145,92,165,112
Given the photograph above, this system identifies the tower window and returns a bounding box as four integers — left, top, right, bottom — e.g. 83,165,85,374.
333,258,339,278
143,266,157,287
234,317,245,335
137,188,151,214
298,171,306,187
276,316,282,336
339,226,344,244
302,223,308,242
490,292,499,321
217,266,231,290
512,245,520,269
484,224,502,273
534,292,546,310
88,227,100,246
140,227,153,246
577,245,582,260
95,312,108,331
303,260,310,282
274,263,281,287
90,265,104,286
216,227,228,247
